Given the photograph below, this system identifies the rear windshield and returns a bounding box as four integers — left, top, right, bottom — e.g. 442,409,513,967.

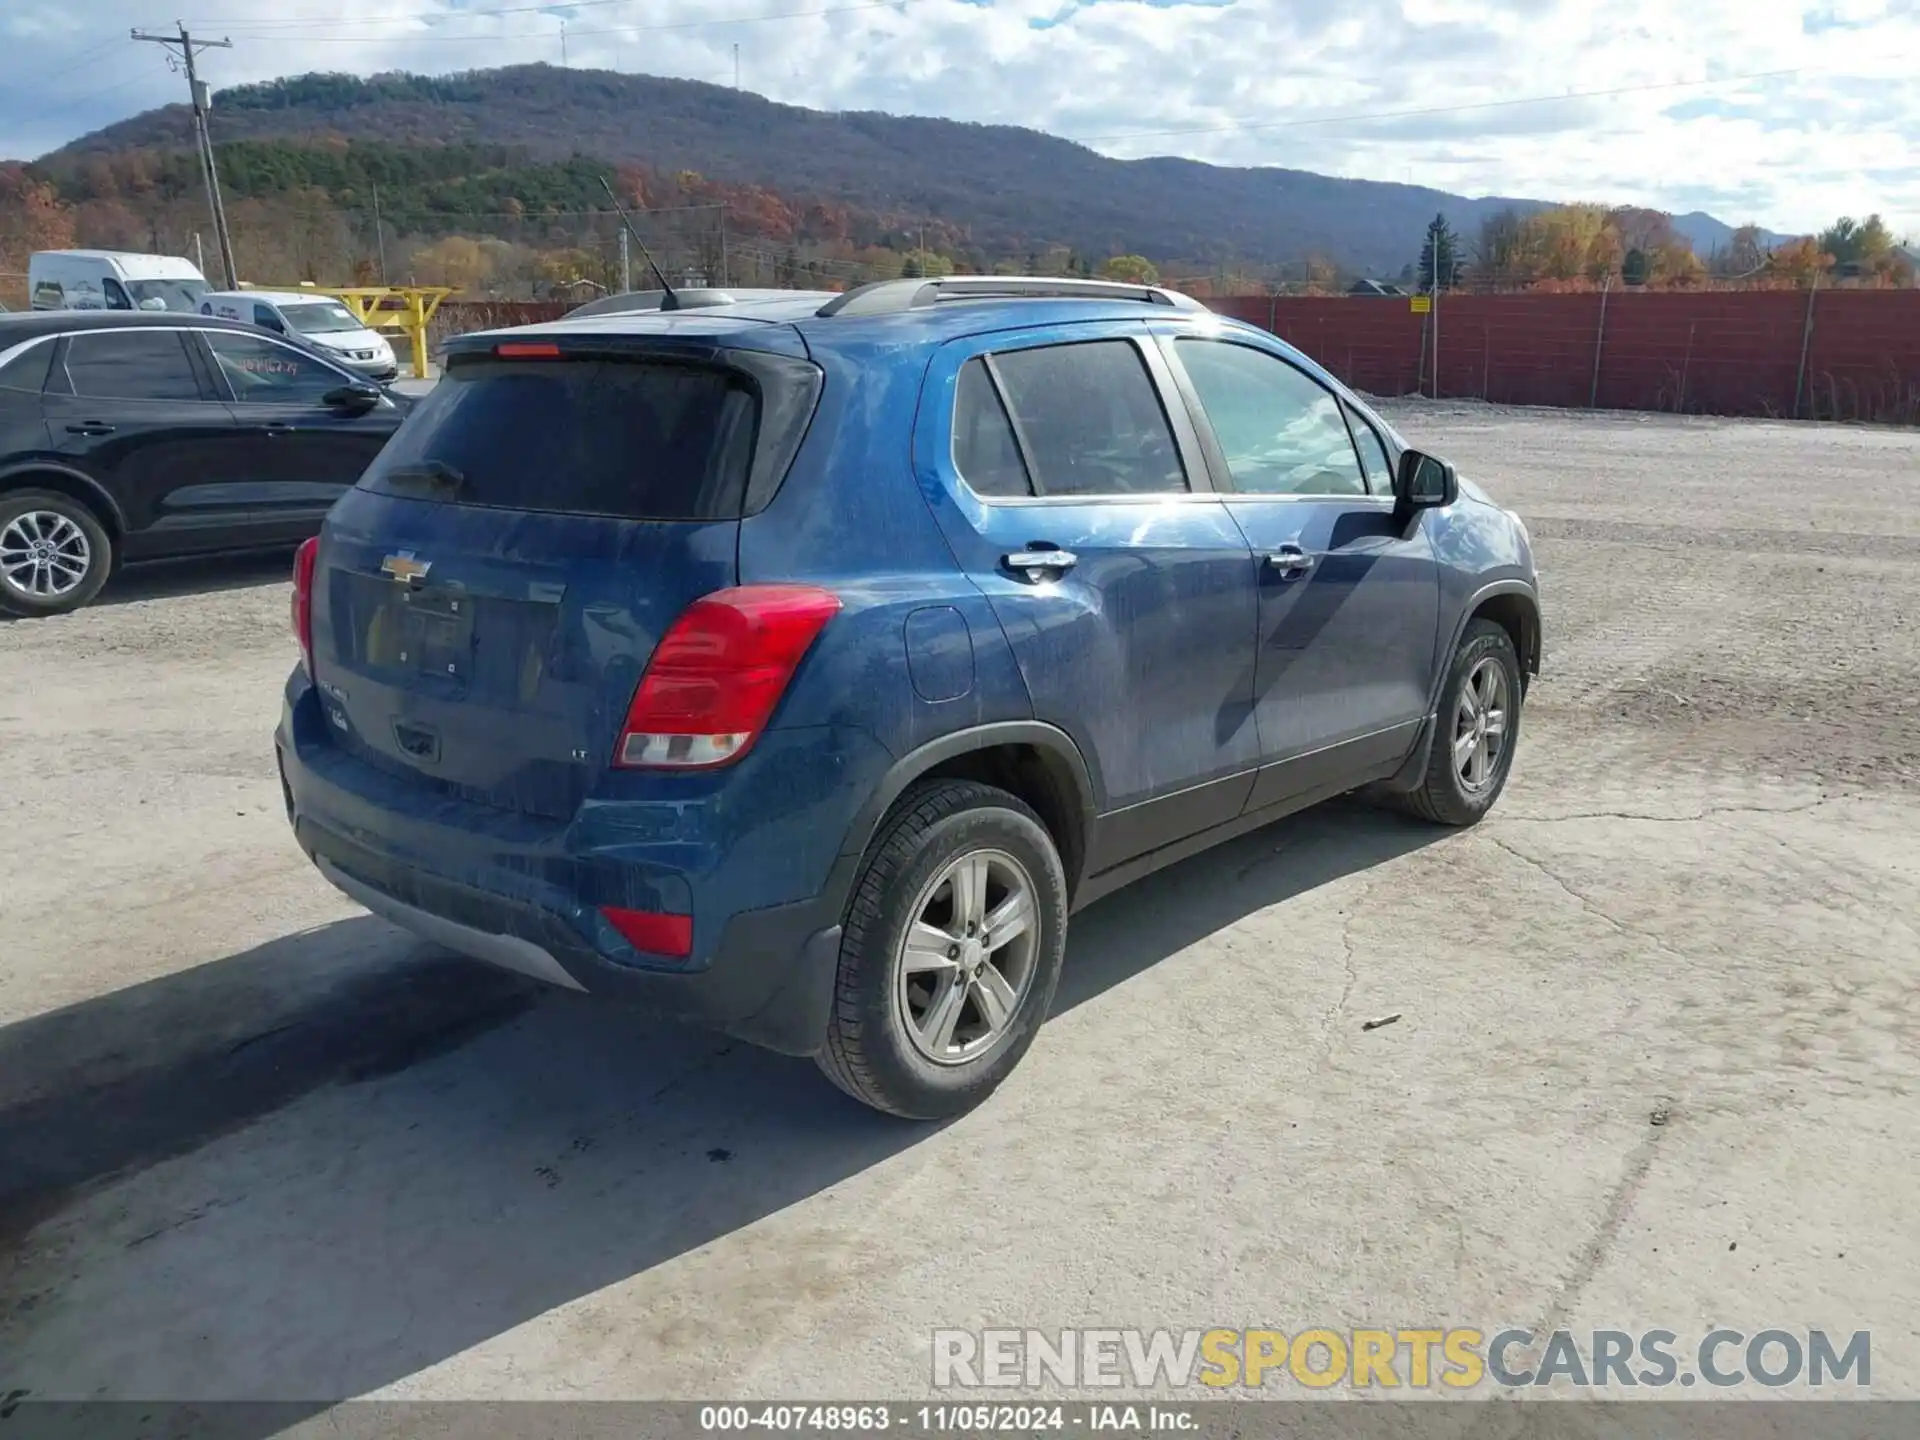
360,355,808,521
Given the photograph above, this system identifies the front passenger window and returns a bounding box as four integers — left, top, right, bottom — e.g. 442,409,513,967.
205,332,346,404
1176,339,1367,497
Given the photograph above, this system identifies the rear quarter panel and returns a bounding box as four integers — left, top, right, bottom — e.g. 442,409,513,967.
738,335,1035,764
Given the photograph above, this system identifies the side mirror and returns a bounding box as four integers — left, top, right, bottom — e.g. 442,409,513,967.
1393,448,1457,513
323,383,382,414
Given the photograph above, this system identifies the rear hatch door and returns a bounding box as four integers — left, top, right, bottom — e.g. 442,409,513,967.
310,326,822,818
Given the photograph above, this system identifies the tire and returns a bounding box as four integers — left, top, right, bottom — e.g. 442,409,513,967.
817,778,1069,1119
1392,617,1523,826
0,489,113,618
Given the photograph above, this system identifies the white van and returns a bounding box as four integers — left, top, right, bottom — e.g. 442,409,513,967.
200,289,399,380
28,250,209,314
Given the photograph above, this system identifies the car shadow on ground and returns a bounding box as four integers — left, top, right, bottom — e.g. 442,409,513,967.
96,549,300,607
0,799,1441,1411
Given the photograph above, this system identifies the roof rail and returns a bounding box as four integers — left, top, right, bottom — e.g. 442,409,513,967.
816,275,1207,318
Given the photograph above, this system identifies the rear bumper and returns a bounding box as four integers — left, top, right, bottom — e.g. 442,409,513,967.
276,673,877,1056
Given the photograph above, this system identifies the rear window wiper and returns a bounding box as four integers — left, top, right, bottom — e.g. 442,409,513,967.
381,460,466,496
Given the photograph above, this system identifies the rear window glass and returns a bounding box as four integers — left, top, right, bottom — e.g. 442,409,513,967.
360,357,761,521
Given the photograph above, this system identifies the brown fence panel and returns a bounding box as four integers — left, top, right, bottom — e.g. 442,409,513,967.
1803,290,1920,424
1212,289,1920,422
429,299,572,351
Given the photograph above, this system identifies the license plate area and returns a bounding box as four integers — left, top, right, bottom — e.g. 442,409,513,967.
351,575,476,687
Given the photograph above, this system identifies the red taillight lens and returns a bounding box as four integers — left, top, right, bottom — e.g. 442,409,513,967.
292,536,319,675
614,584,841,770
496,341,561,358
601,905,693,958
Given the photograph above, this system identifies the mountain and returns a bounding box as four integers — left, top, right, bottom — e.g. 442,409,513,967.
41,65,1582,276
1669,211,1797,253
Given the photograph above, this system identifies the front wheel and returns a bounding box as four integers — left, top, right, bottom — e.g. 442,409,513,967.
817,779,1068,1119
1393,617,1523,826
0,490,113,618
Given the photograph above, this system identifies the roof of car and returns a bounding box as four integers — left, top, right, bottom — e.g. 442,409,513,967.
0,310,263,343
203,289,354,307
448,278,1227,357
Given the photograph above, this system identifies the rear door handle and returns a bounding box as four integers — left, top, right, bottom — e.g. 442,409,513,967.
1266,547,1314,579
1004,548,1077,579
65,422,115,436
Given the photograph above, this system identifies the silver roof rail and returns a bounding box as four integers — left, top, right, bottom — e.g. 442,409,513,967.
816,275,1207,318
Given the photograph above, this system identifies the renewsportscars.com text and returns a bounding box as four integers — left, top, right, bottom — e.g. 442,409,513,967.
932,1327,1871,1391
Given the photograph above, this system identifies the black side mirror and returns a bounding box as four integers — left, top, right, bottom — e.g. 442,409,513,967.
324,383,382,413
1393,448,1458,515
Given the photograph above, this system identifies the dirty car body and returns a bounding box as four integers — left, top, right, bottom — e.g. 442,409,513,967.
276,278,1541,1118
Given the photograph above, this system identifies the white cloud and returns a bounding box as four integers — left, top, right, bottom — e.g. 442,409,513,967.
5,0,1917,236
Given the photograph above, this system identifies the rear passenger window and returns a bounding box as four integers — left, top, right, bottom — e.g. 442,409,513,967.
990,340,1186,497
0,342,54,394
63,331,204,401
952,358,1032,497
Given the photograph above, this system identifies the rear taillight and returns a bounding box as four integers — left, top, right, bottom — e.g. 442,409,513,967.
613,584,841,770
292,536,319,675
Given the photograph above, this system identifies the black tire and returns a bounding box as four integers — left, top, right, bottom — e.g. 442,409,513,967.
817,778,1069,1120
1391,617,1523,826
0,489,113,618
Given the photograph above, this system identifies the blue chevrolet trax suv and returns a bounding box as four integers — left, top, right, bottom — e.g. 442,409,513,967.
276,277,1542,1118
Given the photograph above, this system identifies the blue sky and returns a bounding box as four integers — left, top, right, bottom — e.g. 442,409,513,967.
4,0,1916,237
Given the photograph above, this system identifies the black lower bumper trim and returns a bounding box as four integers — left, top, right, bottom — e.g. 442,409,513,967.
295,817,843,1057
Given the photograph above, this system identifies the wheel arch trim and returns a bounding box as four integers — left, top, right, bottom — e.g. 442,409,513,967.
838,721,1100,865
0,461,127,536
1434,579,1541,709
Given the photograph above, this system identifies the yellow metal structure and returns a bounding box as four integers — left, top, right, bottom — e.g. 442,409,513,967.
239,283,454,378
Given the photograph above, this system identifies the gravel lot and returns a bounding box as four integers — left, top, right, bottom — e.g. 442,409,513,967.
1,402,1916,1409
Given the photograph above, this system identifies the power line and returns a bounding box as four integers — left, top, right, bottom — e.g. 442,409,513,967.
202,0,913,37
35,37,132,87
28,65,163,125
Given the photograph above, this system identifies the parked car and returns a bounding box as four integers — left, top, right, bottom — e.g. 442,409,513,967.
276,276,1542,1118
0,311,409,616
200,290,400,381
28,249,209,314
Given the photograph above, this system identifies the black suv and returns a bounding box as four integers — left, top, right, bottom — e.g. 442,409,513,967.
0,311,408,616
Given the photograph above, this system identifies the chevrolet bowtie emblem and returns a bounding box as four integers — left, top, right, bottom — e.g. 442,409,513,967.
381,552,431,584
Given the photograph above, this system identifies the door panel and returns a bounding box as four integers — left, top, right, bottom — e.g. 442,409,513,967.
914,327,1261,872
1226,498,1439,808
1161,333,1440,808
199,329,401,539
44,329,248,555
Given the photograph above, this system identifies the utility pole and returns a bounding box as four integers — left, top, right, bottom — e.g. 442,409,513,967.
370,178,388,283
733,43,740,88
619,226,632,292
133,25,237,288
560,19,568,66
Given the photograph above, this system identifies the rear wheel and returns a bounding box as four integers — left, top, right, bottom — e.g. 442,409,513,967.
0,490,113,618
818,779,1068,1119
